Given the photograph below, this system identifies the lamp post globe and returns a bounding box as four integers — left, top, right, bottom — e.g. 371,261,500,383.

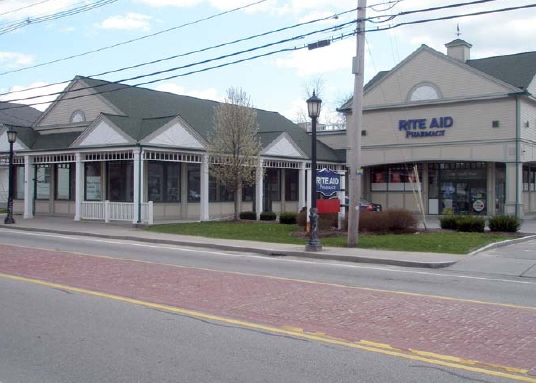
4,128,17,224
305,92,322,252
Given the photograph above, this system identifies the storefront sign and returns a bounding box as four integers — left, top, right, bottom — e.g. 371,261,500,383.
399,116,453,138
473,199,485,212
316,168,340,195
86,176,102,200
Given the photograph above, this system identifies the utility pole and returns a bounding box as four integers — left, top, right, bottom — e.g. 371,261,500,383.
347,0,366,246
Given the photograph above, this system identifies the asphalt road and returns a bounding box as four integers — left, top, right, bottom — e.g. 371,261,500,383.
0,230,535,382
0,277,517,383
1,229,535,307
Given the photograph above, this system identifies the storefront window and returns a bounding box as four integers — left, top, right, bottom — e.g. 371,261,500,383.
264,168,281,202
370,164,421,192
209,176,234,202
14,165,24,199
495,163,506,214
85,163,102,201
523,167,529,191
284,169,299,201
108,162,133,202
433,162,487,215
148,162,180,202
187,164,200,202
242,184,254,202
55,163,75,200
36,165,50,200
371,166,387,191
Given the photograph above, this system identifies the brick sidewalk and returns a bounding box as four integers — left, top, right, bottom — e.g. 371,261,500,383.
1,244,535,375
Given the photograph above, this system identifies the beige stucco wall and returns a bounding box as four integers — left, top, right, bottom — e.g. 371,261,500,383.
365,48,512,107
362,99,515,149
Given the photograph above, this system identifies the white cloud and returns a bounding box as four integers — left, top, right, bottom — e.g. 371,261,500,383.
0,82,68,112
155,83,220,101
0,0,85,21
135,0,202,7
96,13,152,32
0,51,34,68
275,39,353,76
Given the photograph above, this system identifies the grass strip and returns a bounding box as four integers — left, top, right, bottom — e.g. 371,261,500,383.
146,221,512,254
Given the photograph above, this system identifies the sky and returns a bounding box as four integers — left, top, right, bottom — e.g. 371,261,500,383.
0,0,535,126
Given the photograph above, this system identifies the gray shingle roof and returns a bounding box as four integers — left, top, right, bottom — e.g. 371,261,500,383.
466,51,536,90
9,126,39,149
0,102,41,127
33,132,82,150
338,49,536,110
79,76,340,162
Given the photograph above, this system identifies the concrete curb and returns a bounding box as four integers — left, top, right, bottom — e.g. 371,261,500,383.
468,234,536,256
1,225,457,269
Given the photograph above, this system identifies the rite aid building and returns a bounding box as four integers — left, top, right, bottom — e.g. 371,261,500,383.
321,39,536,217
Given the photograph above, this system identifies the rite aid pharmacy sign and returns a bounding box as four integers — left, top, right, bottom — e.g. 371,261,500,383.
317,168,341,195
399,116,453,138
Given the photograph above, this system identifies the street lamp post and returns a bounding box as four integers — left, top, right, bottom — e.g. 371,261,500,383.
4,128,17,224
305,92,322,252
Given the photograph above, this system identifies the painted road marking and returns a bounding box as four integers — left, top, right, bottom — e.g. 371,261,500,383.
1,272,535,383
1,229,535,287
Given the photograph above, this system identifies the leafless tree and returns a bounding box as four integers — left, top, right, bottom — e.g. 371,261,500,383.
207,87,263,220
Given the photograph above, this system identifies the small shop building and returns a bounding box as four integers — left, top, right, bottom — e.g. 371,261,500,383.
0,76,343,223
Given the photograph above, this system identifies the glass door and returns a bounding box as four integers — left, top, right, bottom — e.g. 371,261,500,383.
469,181,487,215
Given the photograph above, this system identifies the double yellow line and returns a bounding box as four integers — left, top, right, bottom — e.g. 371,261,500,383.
1,271,535,382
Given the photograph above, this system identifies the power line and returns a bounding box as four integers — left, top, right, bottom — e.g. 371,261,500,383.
0,0,120,36
1,1,534,110
366,3,536,33
0,0,54,19
0,7,356,98
367,0,503,24
2,19,357,104
11,0,485,101
0,0,272,77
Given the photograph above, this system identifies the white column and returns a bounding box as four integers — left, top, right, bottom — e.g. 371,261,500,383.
23,155,34,219
133,148,141,224
255,159,264,219
299,162,306,212
200,154,209,221
505,162,523,217
74,153,84,221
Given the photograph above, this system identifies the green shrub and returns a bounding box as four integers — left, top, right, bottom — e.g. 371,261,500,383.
386,209,418,232
260,211,277,221
440,215,458,230
456,216,485,232
279,212,297,225
296,209,307,227
488,215,521,232
355,209,417,233
295,209,339,230
358,210,389,232
239,211,257,220
318,213,339,230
